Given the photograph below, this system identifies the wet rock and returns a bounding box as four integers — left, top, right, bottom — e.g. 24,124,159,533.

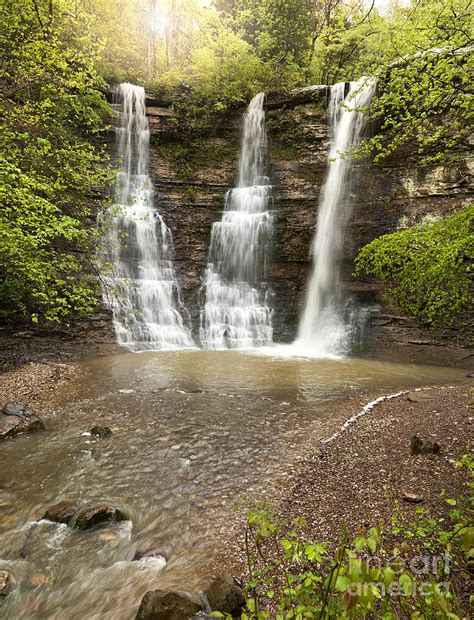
0,402,45,440
135,589,204,619
402,491,424,503
410,435,440,455
205,573,245,617
133,540,169,562
43,500,78,525
74,506,129,530
90,426,112,439
0,570,12,598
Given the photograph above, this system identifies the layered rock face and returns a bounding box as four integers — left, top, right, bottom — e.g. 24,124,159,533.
144,89,472,357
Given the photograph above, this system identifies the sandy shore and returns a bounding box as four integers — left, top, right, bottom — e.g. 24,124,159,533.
0,327,119,405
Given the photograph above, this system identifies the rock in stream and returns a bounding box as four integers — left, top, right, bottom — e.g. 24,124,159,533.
73,505,129,530
43,500,79,525
205,573,245,616
0,402,45,440
135,589,205,619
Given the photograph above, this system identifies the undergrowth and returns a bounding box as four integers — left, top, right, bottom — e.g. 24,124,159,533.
214,454,473,619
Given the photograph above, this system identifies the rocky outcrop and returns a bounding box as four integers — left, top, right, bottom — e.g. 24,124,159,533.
266,84,329,109
145,86,473,356
135,589,205,620
0,402,45,440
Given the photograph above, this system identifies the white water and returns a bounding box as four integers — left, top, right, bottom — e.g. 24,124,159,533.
295,78,376,356
101,83,193,351
200,93,274,348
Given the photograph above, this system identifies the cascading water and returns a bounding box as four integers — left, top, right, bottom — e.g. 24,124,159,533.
200,93,274,349
102,83,192,351
295,78,376,356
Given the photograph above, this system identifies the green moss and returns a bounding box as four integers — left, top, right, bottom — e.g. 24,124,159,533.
156,139,238,179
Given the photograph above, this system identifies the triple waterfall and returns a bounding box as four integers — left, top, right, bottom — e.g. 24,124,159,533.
102,81,375,356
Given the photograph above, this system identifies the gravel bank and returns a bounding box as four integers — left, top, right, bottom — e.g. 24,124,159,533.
216,382,472,579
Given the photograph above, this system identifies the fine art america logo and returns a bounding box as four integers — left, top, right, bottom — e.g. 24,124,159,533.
345,551,452,598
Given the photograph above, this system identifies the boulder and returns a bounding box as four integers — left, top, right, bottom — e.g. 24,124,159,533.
73,506,129,530
90,426,112,439
0,570,12,598
205,573,245,617
0,402,45,440
135,589,204,620
410,435,440,455
43,500,78,525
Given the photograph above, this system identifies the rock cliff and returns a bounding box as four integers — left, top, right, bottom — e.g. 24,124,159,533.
145,87,473,362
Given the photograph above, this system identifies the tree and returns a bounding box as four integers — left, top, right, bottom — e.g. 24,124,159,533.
360,0,473,164
0,0,111,324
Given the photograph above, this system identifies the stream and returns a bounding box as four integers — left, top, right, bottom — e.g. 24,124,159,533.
0,350,468,619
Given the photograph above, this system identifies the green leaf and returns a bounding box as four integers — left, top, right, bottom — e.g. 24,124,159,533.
367,537,377,553
335,575,350,592
399,574,413,596
354,536,367,551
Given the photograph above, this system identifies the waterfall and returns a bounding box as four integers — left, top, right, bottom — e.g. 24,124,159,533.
102,83,193,351
296,78,376,356
200,93,274,349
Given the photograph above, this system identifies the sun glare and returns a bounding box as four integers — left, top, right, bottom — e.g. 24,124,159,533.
150,8,169,37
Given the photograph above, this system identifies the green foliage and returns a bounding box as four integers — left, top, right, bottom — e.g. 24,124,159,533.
233,455,473,619
354,206,473,329
1,0,472,325
361,0,473,165
0,0,112,324
163,30,267,133
32,0,469,160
